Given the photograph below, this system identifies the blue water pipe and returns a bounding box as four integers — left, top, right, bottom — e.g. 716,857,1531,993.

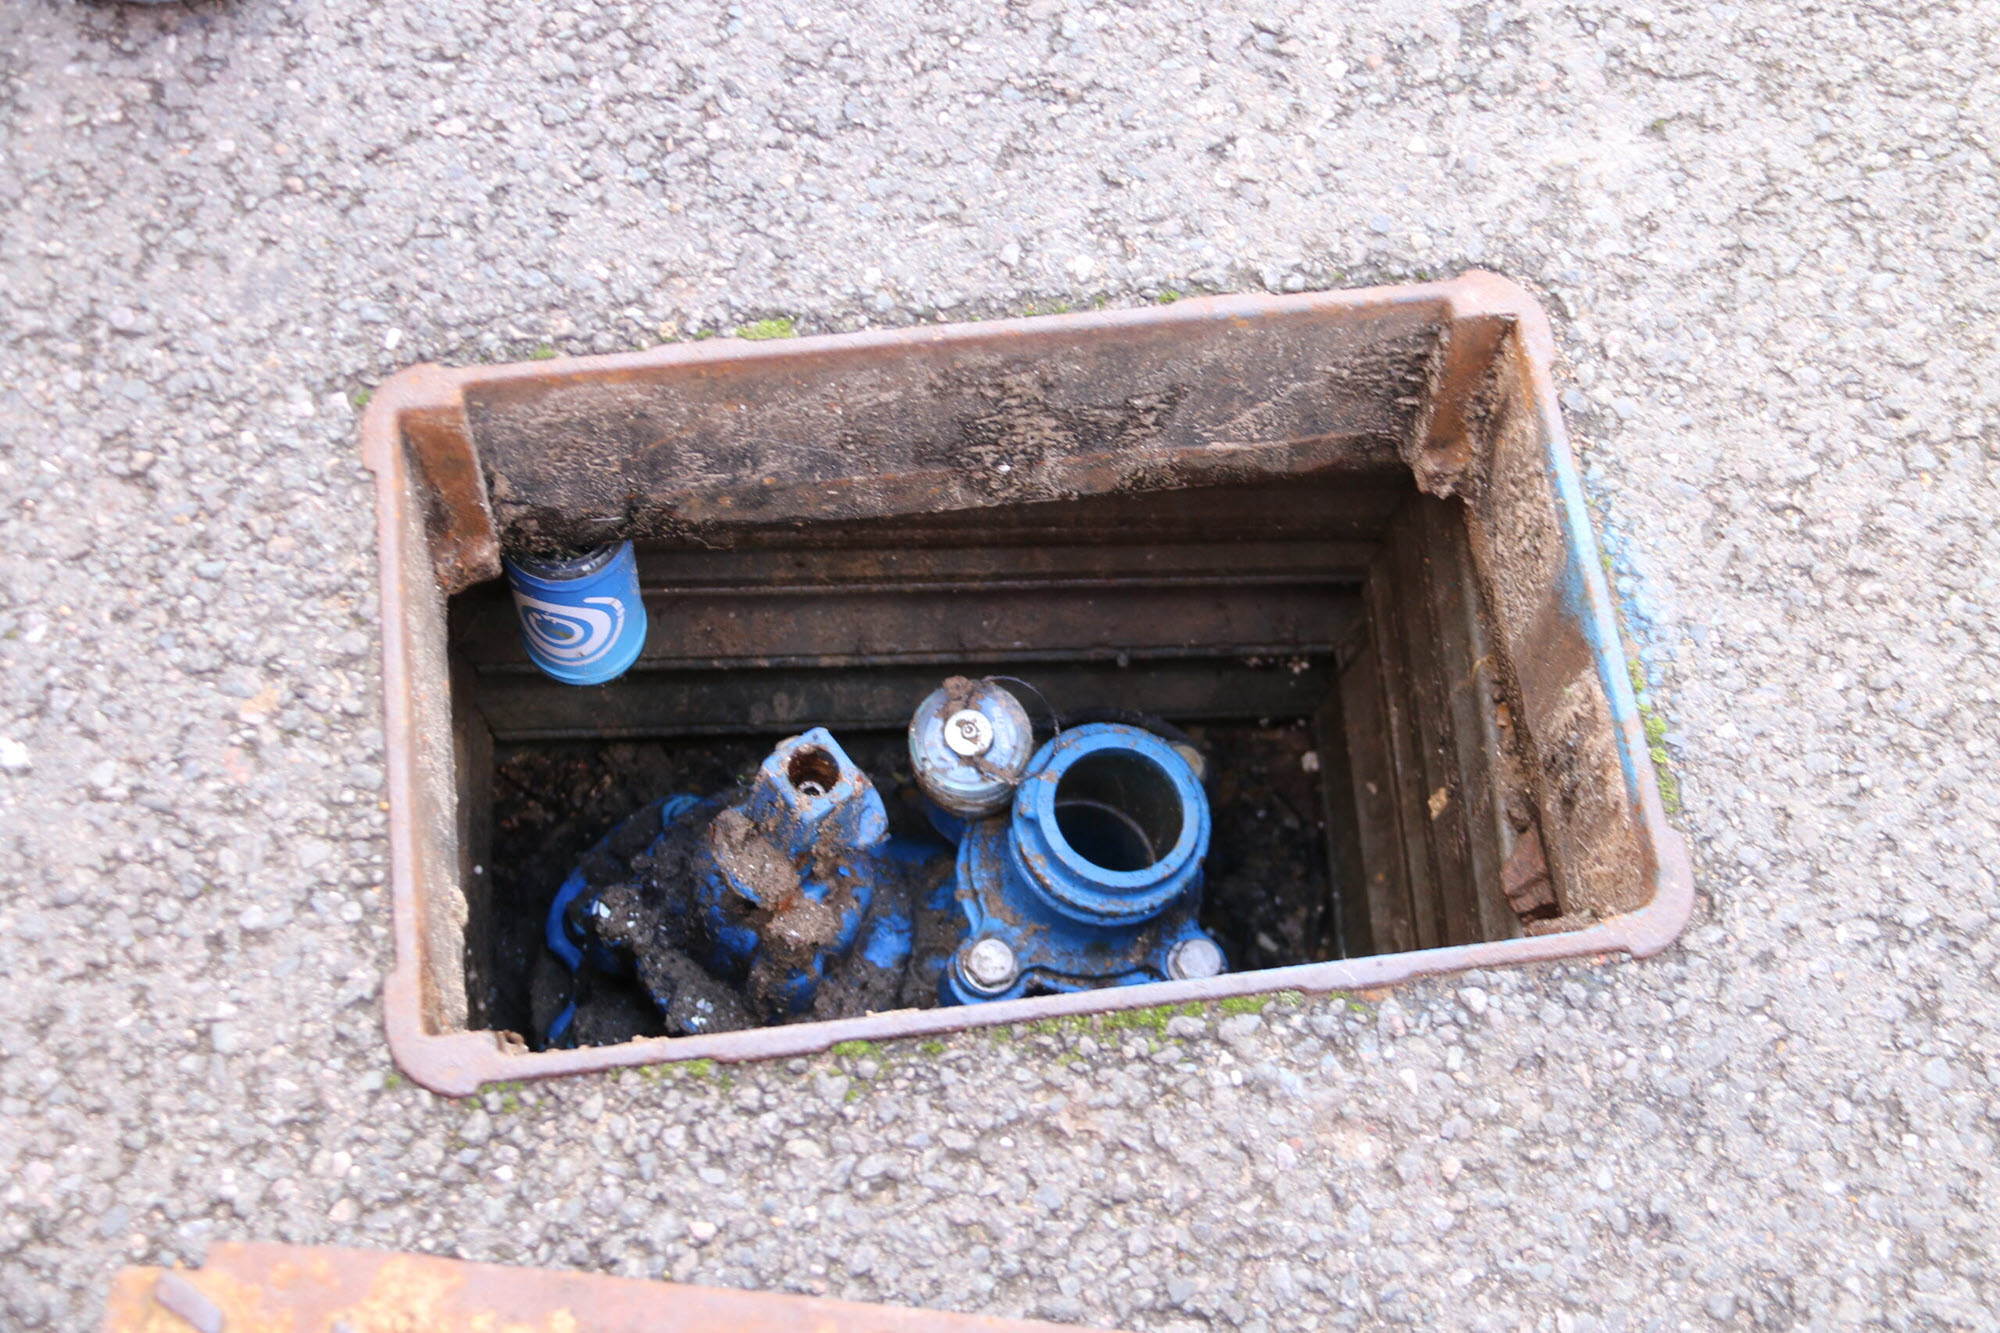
503,541,647,687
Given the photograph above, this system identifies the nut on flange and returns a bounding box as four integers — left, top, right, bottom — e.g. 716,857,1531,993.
958,936,1020,995
1167,937,1225,980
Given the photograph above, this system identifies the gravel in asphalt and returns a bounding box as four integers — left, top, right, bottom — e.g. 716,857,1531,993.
1,0,1997,1327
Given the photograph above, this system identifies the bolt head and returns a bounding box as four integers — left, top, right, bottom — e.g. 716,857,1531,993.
1167,937,1225,980
944,708,995,758
960,936,1019,993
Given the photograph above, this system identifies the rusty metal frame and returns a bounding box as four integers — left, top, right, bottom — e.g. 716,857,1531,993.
106,1243,1117,1331
362,271,1693,1096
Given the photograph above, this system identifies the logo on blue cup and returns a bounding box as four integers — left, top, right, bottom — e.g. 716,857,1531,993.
503,542,647,686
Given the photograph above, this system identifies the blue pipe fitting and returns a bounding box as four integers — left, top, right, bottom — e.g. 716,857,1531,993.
543,729,925,1041
690,729,897,1009
503,541,647,686
1013,724,1208,927
940,722,1226,1004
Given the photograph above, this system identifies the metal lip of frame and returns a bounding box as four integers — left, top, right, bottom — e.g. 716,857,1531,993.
361,270,1695,1096
105,1242,1124,1332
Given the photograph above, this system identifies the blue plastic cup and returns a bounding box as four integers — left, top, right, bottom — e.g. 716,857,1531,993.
502,542,647,686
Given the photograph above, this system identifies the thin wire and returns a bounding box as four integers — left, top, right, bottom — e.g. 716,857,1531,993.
982,675,1061,736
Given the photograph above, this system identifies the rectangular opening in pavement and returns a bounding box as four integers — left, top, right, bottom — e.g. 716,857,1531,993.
363,273,1691,1093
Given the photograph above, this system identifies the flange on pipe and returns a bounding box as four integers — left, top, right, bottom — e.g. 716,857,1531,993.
927,715,1226,1005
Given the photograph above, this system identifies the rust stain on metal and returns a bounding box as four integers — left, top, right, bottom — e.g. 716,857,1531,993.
1403,311,1513,499
709,806,804,907
106,1244,1119,1333
1501,823,1559,920
381,368,501,595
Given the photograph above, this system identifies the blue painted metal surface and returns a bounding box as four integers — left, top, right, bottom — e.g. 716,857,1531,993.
503,541,647,686
938,722,1225,1004
543,718,1226,1040
545,731,925,1040
691,729,906,1014
543,793,700,1044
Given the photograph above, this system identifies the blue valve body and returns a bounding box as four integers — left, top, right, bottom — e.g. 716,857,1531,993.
545,730,926,1041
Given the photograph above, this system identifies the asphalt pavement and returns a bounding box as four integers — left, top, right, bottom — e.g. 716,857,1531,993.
1,0,1997,1327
